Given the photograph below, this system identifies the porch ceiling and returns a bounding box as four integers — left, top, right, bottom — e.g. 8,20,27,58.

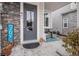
44,2,71,12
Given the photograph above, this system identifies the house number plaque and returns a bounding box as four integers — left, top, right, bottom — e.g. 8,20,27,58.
7,23,14,43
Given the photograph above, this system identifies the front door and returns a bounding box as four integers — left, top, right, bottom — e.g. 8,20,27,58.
23,3,37,43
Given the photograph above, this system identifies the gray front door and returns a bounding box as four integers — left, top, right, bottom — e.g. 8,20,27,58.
23,3,37,41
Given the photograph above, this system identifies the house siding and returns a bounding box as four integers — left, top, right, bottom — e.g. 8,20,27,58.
62,10,77,35
51,3,77,34
38,2,45,40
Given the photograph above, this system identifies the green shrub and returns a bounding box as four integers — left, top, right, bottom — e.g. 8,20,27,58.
63,29,79,56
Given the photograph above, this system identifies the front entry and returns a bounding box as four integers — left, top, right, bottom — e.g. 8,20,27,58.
23,3,39,49
23,3,37,43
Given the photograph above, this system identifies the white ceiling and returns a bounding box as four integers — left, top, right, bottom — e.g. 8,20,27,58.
44,2,71,12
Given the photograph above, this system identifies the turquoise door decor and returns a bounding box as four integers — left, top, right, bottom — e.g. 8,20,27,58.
7,23,14,43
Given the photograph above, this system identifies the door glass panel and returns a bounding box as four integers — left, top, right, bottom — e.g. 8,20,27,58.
26,11,34,31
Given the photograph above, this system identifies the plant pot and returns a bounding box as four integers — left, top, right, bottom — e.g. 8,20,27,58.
1,44,13,56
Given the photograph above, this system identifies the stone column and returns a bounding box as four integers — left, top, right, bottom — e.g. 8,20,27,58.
38,2,46,41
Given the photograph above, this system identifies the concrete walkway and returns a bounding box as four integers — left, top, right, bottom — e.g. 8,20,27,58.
10,40,69,56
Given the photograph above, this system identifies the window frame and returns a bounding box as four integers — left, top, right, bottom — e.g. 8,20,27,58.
44,12,49,27
63,18,68,28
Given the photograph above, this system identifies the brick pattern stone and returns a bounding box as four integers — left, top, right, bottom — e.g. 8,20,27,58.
1,2,20,48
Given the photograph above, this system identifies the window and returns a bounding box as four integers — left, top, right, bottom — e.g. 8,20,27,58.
45,17,48,26
63,18,68,28
44,13,49,27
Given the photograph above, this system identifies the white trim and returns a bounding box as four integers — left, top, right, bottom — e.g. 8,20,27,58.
20,2,24,44
37,3,39,41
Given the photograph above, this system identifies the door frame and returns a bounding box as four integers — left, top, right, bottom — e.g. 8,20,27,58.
20,2,38,44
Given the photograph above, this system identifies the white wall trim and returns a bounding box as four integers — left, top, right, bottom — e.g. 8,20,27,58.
20,2,24,44
37,3,40,41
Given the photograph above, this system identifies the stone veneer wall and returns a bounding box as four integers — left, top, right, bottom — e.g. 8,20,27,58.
1,2,20,47
0,3,2,55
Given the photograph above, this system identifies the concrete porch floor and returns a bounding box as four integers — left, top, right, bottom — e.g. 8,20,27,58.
10,40,69,56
